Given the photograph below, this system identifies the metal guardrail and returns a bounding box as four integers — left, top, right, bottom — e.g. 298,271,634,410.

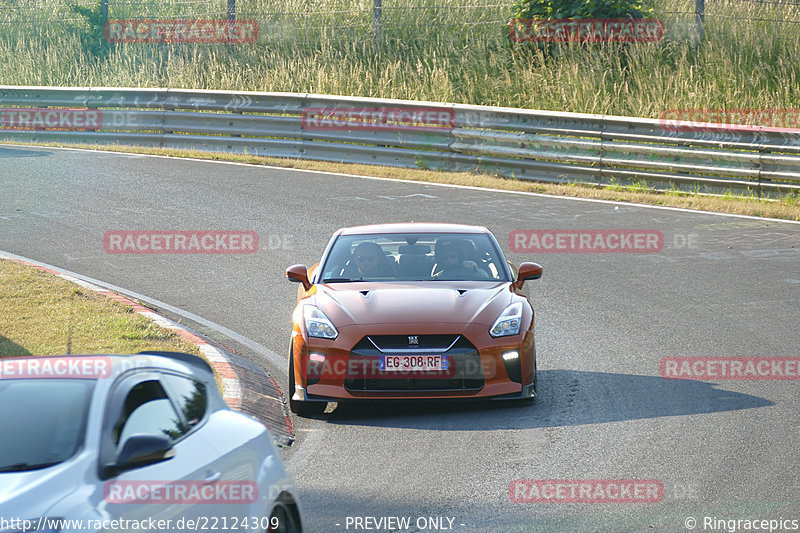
1,86,799,196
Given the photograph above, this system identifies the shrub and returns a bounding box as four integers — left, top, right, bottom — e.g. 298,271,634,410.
512,0,655,20
67,0,110,59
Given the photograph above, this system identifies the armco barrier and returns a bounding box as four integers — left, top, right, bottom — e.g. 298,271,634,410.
1,86,799,196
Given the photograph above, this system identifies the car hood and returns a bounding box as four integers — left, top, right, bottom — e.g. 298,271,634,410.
311,281,515,327
0,466,78,516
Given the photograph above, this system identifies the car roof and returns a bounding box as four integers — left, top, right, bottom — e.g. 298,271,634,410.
0,352,214,382
130,351,215,378
336,223,491,236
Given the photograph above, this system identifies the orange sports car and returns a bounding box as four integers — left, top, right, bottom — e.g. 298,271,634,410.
285,223,542,416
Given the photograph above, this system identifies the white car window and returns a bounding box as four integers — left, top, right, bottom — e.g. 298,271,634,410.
114,380,184,452
117,399,180,448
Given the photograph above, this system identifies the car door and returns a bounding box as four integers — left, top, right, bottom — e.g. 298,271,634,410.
98,371,220,529
161,372,268,524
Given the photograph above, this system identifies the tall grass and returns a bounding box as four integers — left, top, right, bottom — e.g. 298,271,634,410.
0,0,798,117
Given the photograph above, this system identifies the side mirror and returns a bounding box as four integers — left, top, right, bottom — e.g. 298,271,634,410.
110,434,174,474
286,264,311,290
515,262,542,288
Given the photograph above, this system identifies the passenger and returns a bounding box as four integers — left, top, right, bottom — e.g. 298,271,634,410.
433,239,488,279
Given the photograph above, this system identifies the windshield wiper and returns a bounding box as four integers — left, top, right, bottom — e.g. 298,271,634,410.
322,278,359,283
0,461,60,472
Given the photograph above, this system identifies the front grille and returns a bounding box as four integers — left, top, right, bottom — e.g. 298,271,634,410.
366,334,459,352
344,335,485,392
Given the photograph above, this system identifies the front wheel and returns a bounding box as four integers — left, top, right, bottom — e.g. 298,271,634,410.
288,348,327,417
268,499,302,533
513,357,537,404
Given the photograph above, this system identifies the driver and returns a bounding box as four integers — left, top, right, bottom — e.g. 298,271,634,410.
349,242,395,278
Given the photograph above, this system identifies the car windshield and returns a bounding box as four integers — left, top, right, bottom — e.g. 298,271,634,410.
0,380,94,472
319,232,510,283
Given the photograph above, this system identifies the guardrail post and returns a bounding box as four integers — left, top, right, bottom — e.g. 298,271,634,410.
373,0,383,41
694,0,705,46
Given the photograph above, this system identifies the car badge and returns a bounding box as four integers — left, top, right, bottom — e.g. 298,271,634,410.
408,335,419,345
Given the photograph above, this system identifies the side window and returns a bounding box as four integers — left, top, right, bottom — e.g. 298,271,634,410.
162,374,208,430
113,380,185,450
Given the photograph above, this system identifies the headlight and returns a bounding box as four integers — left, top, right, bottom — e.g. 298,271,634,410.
303,305,339,339
490,302,523,338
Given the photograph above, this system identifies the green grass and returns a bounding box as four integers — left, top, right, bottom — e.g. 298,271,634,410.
0,258,204,357
0,0,798,117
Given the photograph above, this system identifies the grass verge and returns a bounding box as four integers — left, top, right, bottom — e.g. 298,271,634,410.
6,140,799,221
0,258,223,386
0,1,798,117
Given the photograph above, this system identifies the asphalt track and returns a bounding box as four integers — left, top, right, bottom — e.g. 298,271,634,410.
2,144,800,532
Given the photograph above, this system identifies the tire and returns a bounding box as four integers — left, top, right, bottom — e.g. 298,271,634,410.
288,347,327,417
514,357,537,405
268,499,301,533
525,356,538,402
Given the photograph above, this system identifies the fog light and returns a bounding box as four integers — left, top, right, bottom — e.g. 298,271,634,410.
309,353,326,363
501,350,522,383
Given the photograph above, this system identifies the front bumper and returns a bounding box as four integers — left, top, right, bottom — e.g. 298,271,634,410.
295,331,535,401
294,382,535,402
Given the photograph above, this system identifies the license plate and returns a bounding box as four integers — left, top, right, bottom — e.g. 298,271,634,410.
379,355,448,372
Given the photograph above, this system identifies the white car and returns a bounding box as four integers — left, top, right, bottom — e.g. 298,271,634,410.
0,352,302,533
